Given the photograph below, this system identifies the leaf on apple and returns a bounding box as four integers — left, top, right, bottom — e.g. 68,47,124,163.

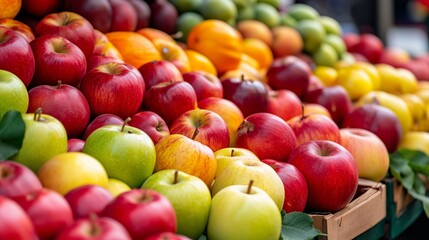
279,210,325,240
0,110,25,159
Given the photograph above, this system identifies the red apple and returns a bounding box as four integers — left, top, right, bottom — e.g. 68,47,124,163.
21,0,61,17
303,85,353,127
128,0,151,30
348,33,383,64
80,62,145,119
138,60,183,90
378,48,410,68
265,55,311,98
0,161,42,198
286,140,359,212
62,0,113,33
64,184,114,219
342,103,403,152
30,35,87,87
143,81,197,125
82,113,124,140
400,59,429,81
0,18,35,42
182,70,223,100
261,159,308,213
266,89,302,121
87,55,124,72
35,11,95,59
342,33,360,52
103,189,177,240
0,196,37,240
287,113,341,146
0,26,35,87
12,188,74,240
109,0,138,32
146,232,192,240
307,74,324,91
149,0,178,34
235,112,297,162
170,109,230,152
221,75,269,117
128,111,170,144
56,216,132,240
67,138,85,152
27,81,91,138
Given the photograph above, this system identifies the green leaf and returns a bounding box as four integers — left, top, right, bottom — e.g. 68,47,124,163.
279,211,325,240
0,110,25,159
408,189,429,218
389,152,415,190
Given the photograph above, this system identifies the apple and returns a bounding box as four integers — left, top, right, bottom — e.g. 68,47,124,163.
106,178,131,197
138,60,183,91
27,81,91,138
398,131,429,156
64,184,114,219
30,35,87,87
103,189,177,240
21,0,60,17
149,0,179,34
214,147,260,178
80,62,145,120
342,33,360,51
287,113,341,146
0,0,21,19
143,81,198,125
62,0,113,33
207,181,281,240
265,55,311,98
56,215,132,240
155,134,217,186
87,55,124,72
261,159,308,213
0,195,37,240
12,188,74,240
35,11,95,59
0,161,42,198
92,29,124,60
302,103,332,118
0,70,29,119
128,0,151,30
146,232,191,240
128,111,170,144
339,128,390,182
83,121,156,188
170,109,230,152
378,47,410,68
266,89,302,121
286,140,359,212
67,138,85,152
235,112,297,162
142,169,211,239
198,97,244,147
182,70,223,100
109,0,138,32
0,18,35,42
13,109,68,172
350,33,384,64
82,113,124,140
221,75,269,117
37,152,109,196
211,157,285,210
342,103,403,153
0,26,35,87
295,19,326,53
303,85,353,127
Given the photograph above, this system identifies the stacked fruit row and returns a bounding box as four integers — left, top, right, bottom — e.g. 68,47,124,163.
1,0,429,239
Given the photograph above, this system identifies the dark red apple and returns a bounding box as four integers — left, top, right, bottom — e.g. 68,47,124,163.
80,62,145,119
21,0,61,17
109,0,138,32
62,0,113,33
82,113,124,140
149,0,178,34
0,196,37,240
0,161,42,198
261,159,308,213
128,111,170,144
182,70,223,100
0,26,35,86
103,189,177,240
67,138,85,152
265,89,302,121
128,0,151,30
138,60,183,90
286,140,359,212
235,112,297,162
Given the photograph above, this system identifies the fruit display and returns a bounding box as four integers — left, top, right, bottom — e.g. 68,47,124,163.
2,0,429,239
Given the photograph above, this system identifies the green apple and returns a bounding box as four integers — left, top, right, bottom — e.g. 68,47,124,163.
83,122,156,188
207,181,281,240
176,12,204,43
296,19,326,53
254,3,280,28
13,109,67,172
257,0,281,8
106,178,131,197
324,34,346,58
0,70,28,120
279,12,297,28
142,169,211,239
287,3,320,21
233,0,257,10
211,158,285,210
170,0,203,13
320,16,342,35
236,5,256,21
313,42,338,67
214,147,260,177
200,0,237,24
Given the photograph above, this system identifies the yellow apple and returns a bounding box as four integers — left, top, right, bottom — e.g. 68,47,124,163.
398,131,429,156
336,66,373,100
376,64,418,95
214,147,259,178
400,93,426,127
353,62,381,90
312,66,337,86
106,178,131,197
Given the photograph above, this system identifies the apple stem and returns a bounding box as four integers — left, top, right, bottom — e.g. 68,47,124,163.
371,96,380,105
300,104,307,120
191,128,199,140
247,180,254,194
231,149,235,157
1,167,10,178
89,213,101,236
174,170,179,184
240,74,246,81
34,107,42,121
121,117,131,132
57,80,62,89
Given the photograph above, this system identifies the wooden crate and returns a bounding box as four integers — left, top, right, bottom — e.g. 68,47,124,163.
310,179,386,240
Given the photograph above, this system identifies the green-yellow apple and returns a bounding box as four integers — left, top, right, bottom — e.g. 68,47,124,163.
253,3,280,28
214,147,259,177
37,152,109,195
13,109,67,172
211,157,285,210
320,16,341,35
200,0,237,24
155,134,217,187
170,0,203,13
106,178,131,197
83,121,156,188
398,131,429,156
0,70,28,119
142,170,211,239
313,43,338,67
287,3,320,21
324,34,346,58
207,181,281,240
296,19,326,53
339,128,390,182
